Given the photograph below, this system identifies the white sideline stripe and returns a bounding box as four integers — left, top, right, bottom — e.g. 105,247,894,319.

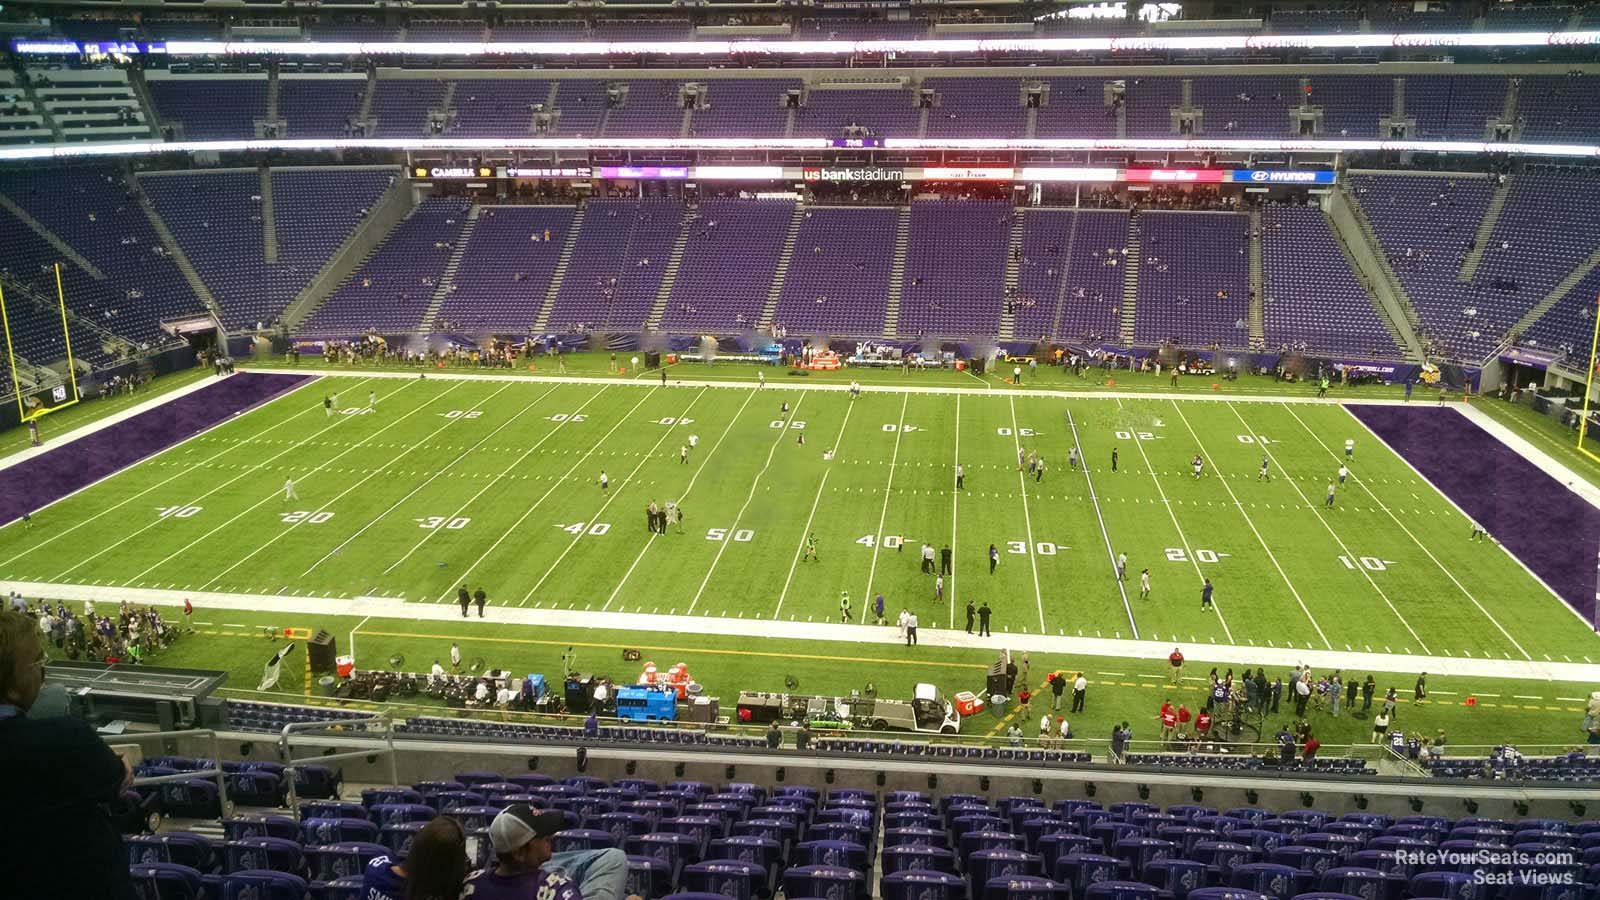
0,374,334,542
1170,401,1333,649
1226,401,1429,652
948,393,960,627
604,387,760,608
377,379,572,573
1067,408,1140,640
1281,404,1530,660
859,394,909,623
687,394,806,615
445,385,648,604
1007,395,1047,634
0,373,222,473
53,378,416,580
153,379,467,589
773,392,858,620
9,578,1597,684
524,387,710,605
1112,400,1228,643
300,380,531,578
1348,405,1600,635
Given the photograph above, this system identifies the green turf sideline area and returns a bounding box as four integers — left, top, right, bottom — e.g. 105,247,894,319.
1472,397,1600,492
0,366,211,458
99,604,1600,755
2,367,1596,670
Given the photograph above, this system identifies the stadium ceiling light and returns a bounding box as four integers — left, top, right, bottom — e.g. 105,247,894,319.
0,136,1596,163
37,29,1594,58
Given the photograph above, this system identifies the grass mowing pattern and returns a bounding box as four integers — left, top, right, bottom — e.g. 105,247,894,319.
2,369,1596,665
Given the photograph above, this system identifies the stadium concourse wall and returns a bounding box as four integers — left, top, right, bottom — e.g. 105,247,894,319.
287,332,1445,388
145,728,1600,819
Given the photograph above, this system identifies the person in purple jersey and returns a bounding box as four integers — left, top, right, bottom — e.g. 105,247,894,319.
363,816,470,900
465,805,631,900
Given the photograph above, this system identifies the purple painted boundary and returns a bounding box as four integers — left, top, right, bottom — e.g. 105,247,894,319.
0,372,314,525
1349,404,1600,629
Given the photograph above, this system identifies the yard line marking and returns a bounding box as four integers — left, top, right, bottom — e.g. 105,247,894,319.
524,387,710,605
446,386,649,603
147,380,485,588
298,381,549,577
603,386,761,607
686,395,807,615
1065,408,1136,639
1281,404,1530,660
1008,395,1047,633
55,378,426,581
1224,401,1427,653
949,393,960,627
773,394,858,619
0,376,366,568
859,394,909,622
1169,401,1332,649
378,383,583,575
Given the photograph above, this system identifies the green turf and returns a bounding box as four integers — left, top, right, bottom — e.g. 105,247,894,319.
4,365,1597,665
127,605,1597,753
0,366,211,457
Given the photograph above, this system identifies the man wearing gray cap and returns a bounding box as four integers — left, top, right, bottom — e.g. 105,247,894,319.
465,804,630,900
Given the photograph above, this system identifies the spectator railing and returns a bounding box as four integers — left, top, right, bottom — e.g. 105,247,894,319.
278,711,398,817
119,727,234,819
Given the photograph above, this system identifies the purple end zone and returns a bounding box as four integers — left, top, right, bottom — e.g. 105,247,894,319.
0,372,313,525
1349,404,1600,627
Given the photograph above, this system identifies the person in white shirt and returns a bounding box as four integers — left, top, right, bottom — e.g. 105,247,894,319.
474,680,489,703
1139,568,1151,600
1337,464,1348,486
1344,438,1355,459
283,478,297,501
1116,552,1128,581
449,642,461,670
1058,717,1072,741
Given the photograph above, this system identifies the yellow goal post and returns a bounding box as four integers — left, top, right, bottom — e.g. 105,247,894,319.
0,262,83,424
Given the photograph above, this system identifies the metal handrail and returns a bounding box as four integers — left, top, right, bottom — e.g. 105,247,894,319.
119,727,233,819
278,712,397,819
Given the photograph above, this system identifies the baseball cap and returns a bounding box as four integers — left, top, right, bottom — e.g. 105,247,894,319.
488,804,566,854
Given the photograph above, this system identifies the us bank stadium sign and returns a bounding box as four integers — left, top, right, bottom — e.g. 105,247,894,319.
803,167,906,182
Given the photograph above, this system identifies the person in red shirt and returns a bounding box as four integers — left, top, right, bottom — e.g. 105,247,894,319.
1302,733,1321,761
1176,704,1192,729
1158,700,1178,743
1195,709,1213,744
1168,647,1184,684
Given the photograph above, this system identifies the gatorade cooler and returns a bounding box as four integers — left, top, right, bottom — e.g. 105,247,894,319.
954,691,985,716
335,655,355,678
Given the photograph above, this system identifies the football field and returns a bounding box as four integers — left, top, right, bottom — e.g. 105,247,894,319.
2,368,1595,664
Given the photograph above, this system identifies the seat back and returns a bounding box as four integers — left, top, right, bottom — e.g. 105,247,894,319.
129,862,205,900
220,869,309,900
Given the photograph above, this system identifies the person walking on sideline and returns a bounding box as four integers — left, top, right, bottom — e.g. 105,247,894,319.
905,611,919,646
965,600,976,634
473,587,487,618
457,587,471,618
977,602,992,636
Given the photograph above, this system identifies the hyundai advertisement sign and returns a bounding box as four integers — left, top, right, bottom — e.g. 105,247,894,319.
1228,169,1338,185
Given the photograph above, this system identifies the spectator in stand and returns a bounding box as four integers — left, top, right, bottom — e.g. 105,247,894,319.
1,609,138,900
473,805,632,900
1302,733,1322,761
364,816,469,900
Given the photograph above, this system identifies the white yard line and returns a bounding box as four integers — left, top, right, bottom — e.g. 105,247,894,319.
686,395,807,615
1065,409,1139,639
522,387,710,606
1169,401,1333,649
15,578,1596,683
141,381,482,588
379,383,577,575
859,394,909,623
1007,394,1047,633
51,378,426,581
1282,404,1531,660
948,394,960,627
1111,401,1228,642
1224,401,1428,653
0,375,339,552
298,381,536,578
602,387,761,608
441,386,654,604
772,394,859,620
1346,405,1600,635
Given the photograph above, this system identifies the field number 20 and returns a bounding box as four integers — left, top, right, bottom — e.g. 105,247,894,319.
1166,547,1222,563
281,510,334,524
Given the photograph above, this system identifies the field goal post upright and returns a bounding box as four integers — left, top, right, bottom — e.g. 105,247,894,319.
0,262,84,424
